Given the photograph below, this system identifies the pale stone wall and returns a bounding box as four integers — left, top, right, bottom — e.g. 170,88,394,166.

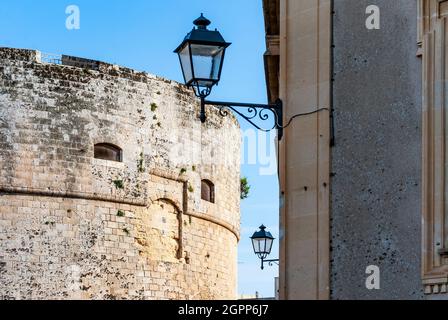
0,47,240,300
331,0,423,299
277,0,332,300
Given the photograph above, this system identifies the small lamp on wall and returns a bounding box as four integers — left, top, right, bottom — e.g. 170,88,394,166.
250,225,279,270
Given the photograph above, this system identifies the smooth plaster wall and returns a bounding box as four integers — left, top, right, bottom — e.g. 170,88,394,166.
331,0,424,299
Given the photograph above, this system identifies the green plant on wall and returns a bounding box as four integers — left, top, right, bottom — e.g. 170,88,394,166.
240,177,250,200
180,168,187,175
113,179,124,189
188,184,194,193
150,103,158,112
137,152,145,173
117,210,125,217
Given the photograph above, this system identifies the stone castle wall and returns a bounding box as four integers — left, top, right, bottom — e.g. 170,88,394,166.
0,47,241,300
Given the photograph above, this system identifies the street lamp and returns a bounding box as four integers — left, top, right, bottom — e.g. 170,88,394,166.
175,14,284,139
250,225,279,270
174,13,230,100
174,14,333,274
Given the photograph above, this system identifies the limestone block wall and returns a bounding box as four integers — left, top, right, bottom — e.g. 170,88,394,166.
0,47,241,300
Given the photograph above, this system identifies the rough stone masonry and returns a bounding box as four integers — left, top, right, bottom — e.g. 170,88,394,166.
0,47,241,300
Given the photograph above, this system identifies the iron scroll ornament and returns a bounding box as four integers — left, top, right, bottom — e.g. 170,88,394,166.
261,258,279,270
202,98,284,140
176,15,333,144
200,97,330,141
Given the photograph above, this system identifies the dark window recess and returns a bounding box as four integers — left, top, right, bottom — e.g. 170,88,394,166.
201,180,215,203
94,143,122,162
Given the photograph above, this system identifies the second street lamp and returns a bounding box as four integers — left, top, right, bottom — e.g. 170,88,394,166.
251,225,279,270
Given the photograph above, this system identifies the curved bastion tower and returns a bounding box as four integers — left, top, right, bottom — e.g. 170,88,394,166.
0,47,241,300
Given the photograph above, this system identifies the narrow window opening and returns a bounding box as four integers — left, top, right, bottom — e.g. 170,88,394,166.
94,143,122,162
201,180,215,203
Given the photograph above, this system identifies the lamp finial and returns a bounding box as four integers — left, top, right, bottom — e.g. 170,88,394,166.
193,14,211,30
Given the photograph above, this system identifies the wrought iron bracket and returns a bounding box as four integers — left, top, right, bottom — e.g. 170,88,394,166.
200,97,284,140
261,258,279,270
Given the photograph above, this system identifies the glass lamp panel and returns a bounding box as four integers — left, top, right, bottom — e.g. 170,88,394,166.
190,44,225,82
261,238,267,254
252,238,261,254
179,44,193,84
265,238,273,255
251,238,256,253
210,49,224,80
196,79,216,87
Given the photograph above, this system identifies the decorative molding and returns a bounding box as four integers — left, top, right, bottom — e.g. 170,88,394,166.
423,277,448,294
0,185,147,206
0,168,240,241
266,35,280,56
418,0,424,48
420,0,448,295
263,0,280,104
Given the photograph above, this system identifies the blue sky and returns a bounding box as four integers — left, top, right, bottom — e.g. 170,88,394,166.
0,0,279,297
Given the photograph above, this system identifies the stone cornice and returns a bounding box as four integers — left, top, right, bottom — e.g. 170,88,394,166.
0,180,240,242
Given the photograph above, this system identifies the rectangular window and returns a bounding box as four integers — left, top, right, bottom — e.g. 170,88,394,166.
94,143,122,162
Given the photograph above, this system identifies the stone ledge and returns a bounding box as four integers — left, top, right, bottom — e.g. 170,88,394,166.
423,276,448,295
0,184,240,241
0,185,146,207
